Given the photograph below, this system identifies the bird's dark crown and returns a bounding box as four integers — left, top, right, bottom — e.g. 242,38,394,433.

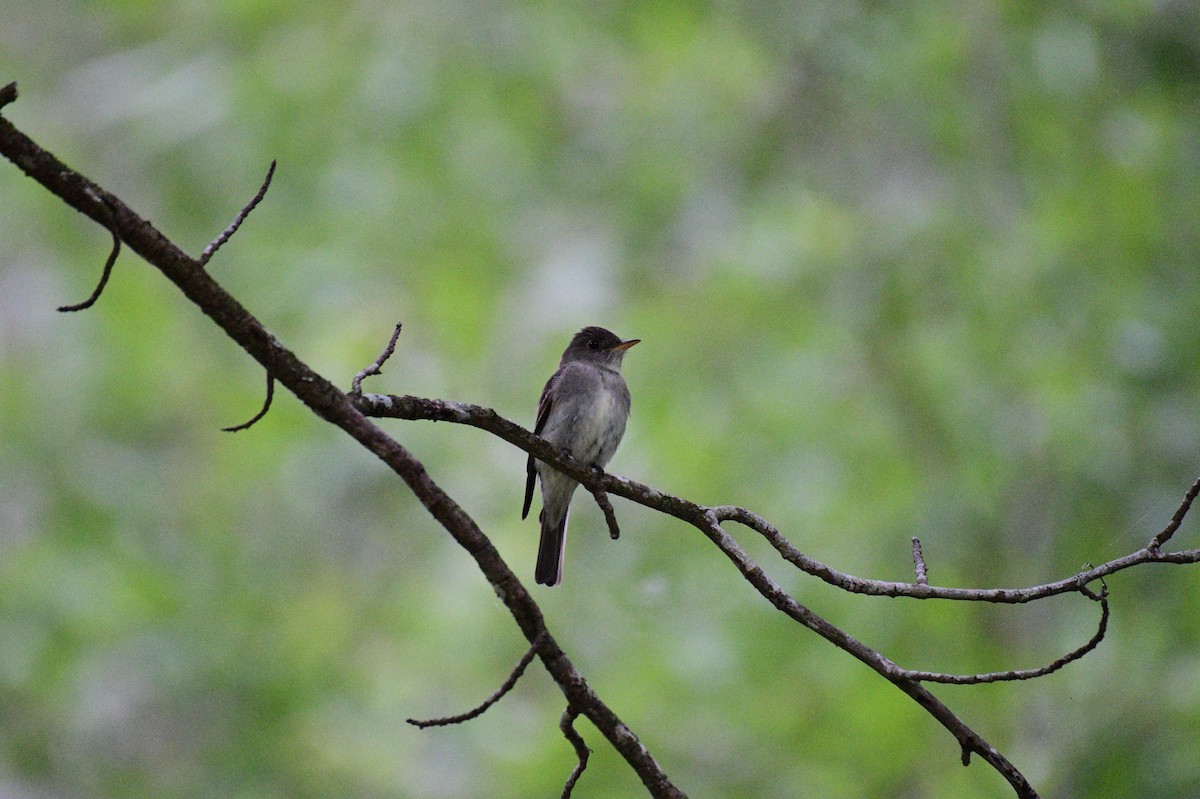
572,326,624,350
560,326,636,366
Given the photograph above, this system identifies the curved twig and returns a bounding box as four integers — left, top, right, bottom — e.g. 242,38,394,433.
560,706,591,799
408,633,544,728
1150,476,1200,551
903,587,1109,684
57,199,120,312
222,371,275,432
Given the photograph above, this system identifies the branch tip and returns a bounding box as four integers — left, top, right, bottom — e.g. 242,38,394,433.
588,485,621,540
1149,476,1200,551
0,82,17,109
198,159,277,266
912,537,928,586
351,321,404,395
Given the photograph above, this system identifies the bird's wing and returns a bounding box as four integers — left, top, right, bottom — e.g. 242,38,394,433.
522,371,557,519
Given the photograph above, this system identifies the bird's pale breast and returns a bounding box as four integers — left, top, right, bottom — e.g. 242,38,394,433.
541,365,630,470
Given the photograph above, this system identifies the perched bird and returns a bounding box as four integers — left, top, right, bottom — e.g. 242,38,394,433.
522,326,639,586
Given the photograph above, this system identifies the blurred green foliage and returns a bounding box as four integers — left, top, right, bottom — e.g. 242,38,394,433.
3,1,1200,797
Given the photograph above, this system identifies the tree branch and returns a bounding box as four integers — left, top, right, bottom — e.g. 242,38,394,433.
352,391,1200,602
348,398,1042,793
0,92,685,799
11,82,1200,799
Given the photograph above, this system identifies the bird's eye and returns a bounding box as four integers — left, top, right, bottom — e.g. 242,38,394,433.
586,338,601,351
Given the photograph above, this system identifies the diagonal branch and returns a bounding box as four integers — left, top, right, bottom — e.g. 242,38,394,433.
0,99,686,799
686,509,1036,795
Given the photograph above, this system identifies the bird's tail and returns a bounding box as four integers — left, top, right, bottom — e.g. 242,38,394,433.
535,508,569,586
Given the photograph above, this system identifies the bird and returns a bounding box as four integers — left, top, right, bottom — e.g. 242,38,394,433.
522,326,639,586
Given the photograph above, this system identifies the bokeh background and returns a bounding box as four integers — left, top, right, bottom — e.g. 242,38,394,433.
3,2,1200,797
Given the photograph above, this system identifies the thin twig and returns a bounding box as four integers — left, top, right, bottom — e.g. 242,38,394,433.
912,537,928,586
198,159,276,266
709,503,1200,604
589,485,621,540
1149,476,1200,551
58,201,120,312
222,346,276,432
560,706,591,799
0,82,16,110
351,321,404,395
407,634,544,728
903,588,1109,684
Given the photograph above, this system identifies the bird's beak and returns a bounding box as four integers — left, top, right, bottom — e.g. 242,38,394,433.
609,338,640,351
